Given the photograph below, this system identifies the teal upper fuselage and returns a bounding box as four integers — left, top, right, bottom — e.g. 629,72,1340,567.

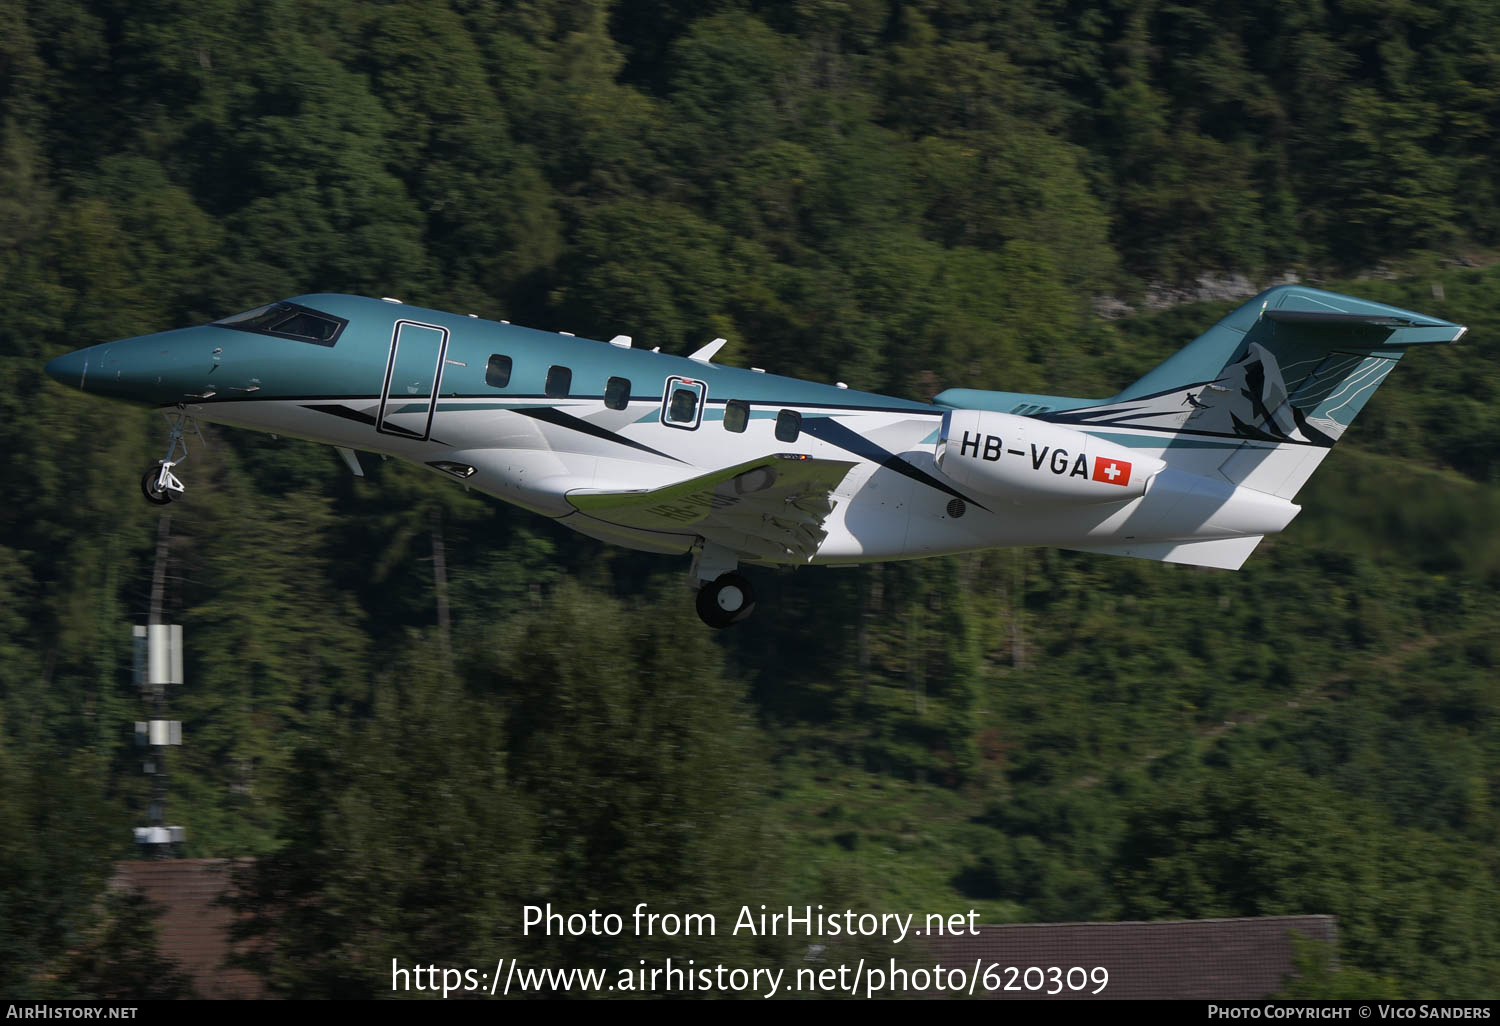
43,294,935,419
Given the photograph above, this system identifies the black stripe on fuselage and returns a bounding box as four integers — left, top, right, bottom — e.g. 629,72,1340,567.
302,402,442,443
303,402,377,426
512,407,687,463
1042,418,1327,447
303,399,684,461
798,415,989,512
293,397,983,480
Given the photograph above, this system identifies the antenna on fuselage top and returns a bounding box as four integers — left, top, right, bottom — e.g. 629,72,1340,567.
689,337,727,362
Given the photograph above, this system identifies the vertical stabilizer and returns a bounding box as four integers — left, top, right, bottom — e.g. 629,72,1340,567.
1019,286,1465,499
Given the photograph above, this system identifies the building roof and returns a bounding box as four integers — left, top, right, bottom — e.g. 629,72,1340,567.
110,859,264,1000
917,915,1337,999
107,861,1334,1001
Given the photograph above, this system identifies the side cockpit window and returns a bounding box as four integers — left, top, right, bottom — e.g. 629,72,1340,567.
214,302,348,346
271,312,341,342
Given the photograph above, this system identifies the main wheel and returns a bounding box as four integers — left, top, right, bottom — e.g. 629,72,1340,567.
141,468,173,505
695,572,756,629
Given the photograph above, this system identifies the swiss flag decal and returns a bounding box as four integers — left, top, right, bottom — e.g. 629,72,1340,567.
1092,457,1132,487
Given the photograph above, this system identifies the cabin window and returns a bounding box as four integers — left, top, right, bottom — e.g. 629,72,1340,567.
546,365,572,398
724,400,749,433
605,376,631,410
668,387,698,423
485,354,512,388
775,409,801,442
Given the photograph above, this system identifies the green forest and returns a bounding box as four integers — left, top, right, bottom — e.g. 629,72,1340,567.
3,0,1499,999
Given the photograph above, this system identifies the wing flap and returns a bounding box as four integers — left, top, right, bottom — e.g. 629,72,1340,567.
568,453,857,561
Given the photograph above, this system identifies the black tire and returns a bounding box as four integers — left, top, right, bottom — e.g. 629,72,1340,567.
695,572,756,629
141,469,173,505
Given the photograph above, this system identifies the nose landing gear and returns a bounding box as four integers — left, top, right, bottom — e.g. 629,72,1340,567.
141,466,179,504
141,411,203,505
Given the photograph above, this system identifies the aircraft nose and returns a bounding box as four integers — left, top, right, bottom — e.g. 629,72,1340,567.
44,348,90,390
43,328,236,405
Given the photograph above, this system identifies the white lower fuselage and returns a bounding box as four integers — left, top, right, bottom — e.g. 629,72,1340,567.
184,394,1301,565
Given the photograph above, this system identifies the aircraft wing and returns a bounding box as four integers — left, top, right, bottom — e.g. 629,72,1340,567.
567,454,858,562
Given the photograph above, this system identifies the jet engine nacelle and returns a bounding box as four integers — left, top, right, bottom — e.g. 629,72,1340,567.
936,409,1166,504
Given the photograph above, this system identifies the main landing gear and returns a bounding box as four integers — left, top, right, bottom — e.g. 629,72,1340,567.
141,411,203,505
696,572,756,629
691,541,756,629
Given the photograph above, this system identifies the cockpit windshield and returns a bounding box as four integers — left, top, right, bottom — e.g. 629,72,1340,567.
214,302,347,346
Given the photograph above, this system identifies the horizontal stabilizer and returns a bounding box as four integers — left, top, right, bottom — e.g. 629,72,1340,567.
1068,534,1264,570
1260,308,1458,332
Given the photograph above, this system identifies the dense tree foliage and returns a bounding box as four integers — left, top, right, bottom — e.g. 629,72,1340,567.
2,0,1499,998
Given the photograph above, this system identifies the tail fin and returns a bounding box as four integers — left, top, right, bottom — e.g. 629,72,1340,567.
936,285,1466,501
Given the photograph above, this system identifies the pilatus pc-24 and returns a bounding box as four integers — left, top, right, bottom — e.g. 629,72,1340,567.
45,286,1464,627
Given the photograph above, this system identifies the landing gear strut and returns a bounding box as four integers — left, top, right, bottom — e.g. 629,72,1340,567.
141,411,203,505
691,541,755,628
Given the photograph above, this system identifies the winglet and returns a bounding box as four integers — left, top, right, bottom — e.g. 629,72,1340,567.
689,337,727,362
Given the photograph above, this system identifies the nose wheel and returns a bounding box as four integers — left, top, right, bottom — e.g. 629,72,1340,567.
141,466,180,504
140,411,202,505
695,572,756,629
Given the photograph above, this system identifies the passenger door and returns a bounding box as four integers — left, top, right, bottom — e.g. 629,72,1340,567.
377,320,449,441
